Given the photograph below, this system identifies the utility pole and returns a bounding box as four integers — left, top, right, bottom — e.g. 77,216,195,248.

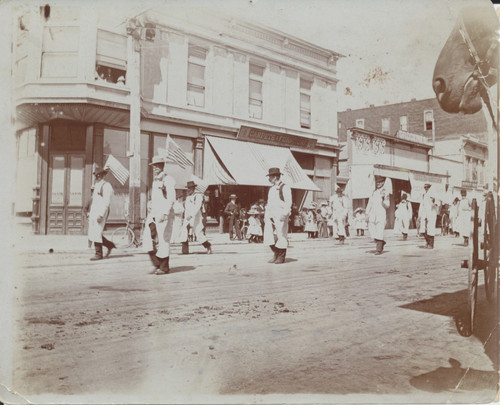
126,24,142,237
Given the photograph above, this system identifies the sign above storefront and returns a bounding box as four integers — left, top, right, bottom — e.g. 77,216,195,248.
396,130,429,145
237,126,317,149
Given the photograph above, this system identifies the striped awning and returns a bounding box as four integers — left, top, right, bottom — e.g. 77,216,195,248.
203,136,320,191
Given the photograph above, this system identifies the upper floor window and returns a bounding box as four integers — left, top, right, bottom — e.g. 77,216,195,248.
400,115,408,131
41,26,79,78
187,45,207,107
424,110,433,131
381,118,390,134
249,64,264,119
300,77,312,129
355,118,365,129
95,30,127,85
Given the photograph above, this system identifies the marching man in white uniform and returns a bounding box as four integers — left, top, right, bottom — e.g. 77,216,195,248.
366,177,390,255
395,192,413,241
88,166,116,260
263,167,292,264
143,156,176,274
184,180,212,254
419,183,440,249
456,189,472,246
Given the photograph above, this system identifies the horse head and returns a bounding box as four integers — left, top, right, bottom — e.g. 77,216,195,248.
433,6,498,115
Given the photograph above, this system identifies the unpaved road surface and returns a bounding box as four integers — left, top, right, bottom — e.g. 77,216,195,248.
8,233,499,403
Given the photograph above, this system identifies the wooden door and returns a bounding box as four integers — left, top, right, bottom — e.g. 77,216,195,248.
47,154,85,234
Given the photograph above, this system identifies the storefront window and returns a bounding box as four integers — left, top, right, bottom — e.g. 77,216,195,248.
103,128,129,221
41,26,79,78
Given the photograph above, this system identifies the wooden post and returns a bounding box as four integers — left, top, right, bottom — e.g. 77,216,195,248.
127,34,142,234
194,133,204,178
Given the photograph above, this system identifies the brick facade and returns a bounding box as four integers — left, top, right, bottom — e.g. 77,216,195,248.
337,98,488,143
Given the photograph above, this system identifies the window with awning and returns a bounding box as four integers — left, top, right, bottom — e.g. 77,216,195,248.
203,136,320,191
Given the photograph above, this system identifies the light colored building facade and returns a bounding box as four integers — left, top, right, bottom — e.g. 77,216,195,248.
13,5,342,234
341,127,447,229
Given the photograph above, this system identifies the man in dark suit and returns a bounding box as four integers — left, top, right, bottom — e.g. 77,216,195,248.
224,194,241,240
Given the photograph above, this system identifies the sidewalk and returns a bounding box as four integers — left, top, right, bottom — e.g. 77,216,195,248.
13,224,312,253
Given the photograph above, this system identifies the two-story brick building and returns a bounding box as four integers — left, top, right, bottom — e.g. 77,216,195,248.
338,98,491,203
13,5,342,235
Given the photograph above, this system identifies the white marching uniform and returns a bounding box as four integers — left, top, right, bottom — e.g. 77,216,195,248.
263,181,292,249
456,197,472,238
184,192,208,244
395,200,413,234
418,190,440,237
143,173,176,258
88,179,113,243
170,199,186,243
366,188,390,240
330,194,347,237
450,203,459,233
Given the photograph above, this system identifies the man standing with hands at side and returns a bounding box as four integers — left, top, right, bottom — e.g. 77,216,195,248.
263,167,292,264
88,166,116,260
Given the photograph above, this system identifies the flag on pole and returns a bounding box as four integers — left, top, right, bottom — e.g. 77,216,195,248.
190,174,209,194
104,154,129,185
165,135,194,169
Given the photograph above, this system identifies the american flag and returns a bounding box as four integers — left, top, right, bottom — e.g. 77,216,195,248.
190,174,209,194
104,154,129,185
164,135,194,169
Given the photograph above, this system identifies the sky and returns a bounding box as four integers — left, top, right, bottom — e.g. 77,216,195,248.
218,0,495,110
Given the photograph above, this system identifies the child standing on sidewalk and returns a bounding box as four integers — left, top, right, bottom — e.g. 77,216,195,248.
247,208,263,243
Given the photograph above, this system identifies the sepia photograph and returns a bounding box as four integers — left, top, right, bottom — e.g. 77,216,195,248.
0,0,499,403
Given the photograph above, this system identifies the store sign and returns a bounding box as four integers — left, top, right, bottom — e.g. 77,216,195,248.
354,134,386,155
396,130,429,145
237,125,317,149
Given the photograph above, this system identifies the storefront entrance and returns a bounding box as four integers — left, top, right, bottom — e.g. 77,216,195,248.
47,153,86,234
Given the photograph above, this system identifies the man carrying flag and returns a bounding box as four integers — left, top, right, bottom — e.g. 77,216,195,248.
146,156,176,274
88,166,116,260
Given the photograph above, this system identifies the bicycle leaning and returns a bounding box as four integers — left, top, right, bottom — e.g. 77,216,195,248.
111,215,145,248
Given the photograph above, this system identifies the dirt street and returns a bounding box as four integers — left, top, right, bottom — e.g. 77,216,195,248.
8,233,499,403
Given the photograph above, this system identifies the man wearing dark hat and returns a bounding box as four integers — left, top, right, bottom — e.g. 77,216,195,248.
264,167,292,264
88,166,116,260
146,156,176,274
366,176,390,255
224,194,241,240
418,183,440,249
184,180,212,254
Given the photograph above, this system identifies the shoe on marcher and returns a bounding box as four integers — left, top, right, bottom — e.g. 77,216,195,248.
206,246,213,254
374,251,382,255
90,255,103,261
105,244,116,258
